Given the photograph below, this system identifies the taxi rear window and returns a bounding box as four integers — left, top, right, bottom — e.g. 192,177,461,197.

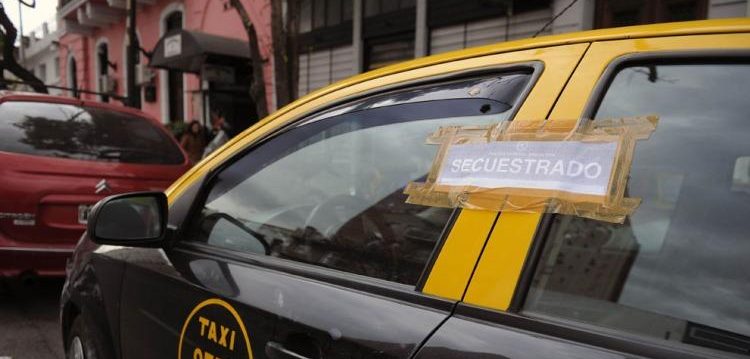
523,62,750,356
0,101,185,165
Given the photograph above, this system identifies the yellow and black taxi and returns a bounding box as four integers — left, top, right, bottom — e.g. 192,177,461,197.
61,19,750,359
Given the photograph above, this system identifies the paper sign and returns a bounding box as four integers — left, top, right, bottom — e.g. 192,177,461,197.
164,34,182,58
405,116,659,224
437,141,618,196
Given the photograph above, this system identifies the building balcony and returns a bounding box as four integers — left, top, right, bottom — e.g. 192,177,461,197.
23,21,60,59
57,0,155,36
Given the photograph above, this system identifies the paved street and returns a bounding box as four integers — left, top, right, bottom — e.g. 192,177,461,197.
0,278,65,359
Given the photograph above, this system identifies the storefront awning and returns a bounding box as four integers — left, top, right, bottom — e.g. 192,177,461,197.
150,30,250,73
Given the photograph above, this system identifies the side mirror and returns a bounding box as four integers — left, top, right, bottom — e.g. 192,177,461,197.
88,192,168,247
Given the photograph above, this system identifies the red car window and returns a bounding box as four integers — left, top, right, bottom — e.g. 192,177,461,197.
0,101,184,165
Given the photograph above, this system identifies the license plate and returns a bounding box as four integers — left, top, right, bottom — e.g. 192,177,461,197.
78,205,93,224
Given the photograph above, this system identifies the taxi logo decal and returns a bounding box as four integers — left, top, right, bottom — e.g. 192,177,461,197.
178,298,253,359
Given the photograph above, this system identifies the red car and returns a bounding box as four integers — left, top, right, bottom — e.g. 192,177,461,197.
0,92,189,277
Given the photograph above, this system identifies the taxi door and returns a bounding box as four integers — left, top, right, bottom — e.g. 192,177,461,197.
416,30,750,358
116,42,587,359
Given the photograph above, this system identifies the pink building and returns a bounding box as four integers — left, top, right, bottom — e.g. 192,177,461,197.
56,0,747,133
56,0,275,132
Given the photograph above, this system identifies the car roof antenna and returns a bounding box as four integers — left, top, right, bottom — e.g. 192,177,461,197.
532,0,580,38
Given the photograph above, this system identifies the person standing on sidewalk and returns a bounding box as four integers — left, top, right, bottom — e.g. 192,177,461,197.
179,120,207,164
203,110,229,158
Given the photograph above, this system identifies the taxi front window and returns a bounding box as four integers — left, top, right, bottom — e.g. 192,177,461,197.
190,72,533,286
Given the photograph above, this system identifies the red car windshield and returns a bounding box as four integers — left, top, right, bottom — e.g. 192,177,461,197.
0,101,184,165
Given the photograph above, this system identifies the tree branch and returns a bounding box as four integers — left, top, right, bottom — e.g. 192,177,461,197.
271,0,289,107
0,3,47,93
286,0,299,103
228,0,268,118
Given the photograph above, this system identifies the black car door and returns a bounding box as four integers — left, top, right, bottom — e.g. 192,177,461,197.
117,69,537,359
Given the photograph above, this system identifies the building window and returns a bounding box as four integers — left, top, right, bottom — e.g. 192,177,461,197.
361,0,416,71
364,0,415,17
364,34,414,70
53,57,60,79
300,0,354,33
67,55,78,98
298,0,356,95
164,10,184,123
297,45,354,97
300,0,312,32
96,42,110,102
595,0,708,28
37,64,47,82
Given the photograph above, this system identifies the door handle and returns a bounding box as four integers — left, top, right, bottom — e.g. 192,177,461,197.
265,341,312,359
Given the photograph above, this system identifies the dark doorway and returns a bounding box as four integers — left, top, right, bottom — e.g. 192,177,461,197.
207,63,257,138
149,29,259,137
68,56,78,98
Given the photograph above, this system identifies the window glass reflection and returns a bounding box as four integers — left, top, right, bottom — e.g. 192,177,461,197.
0,101,184,164
192,71,531,286
198,105,508,285
524,63,750,355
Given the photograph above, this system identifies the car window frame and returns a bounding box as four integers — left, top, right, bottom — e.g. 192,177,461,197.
168,62,543,300
504,51,750,359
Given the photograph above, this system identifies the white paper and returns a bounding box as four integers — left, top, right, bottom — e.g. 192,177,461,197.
437,141,618,196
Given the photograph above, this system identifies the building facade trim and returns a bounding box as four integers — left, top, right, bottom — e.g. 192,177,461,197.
159,1,187,124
